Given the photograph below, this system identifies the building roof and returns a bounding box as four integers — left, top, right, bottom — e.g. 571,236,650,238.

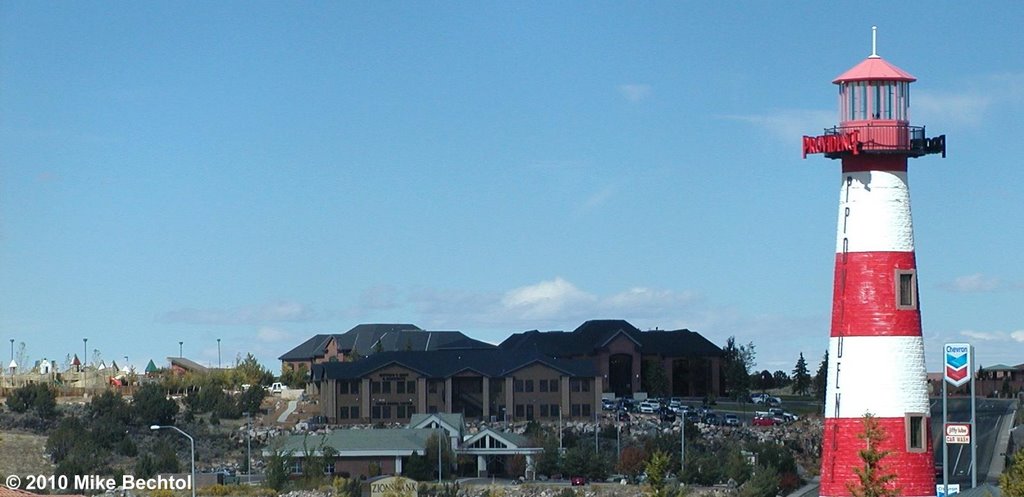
981,363,1022,371
372,330,495,353
280,324,496,362
312,348,596,381
280,323,434,361
409,413,465,434
833,56,916,84
168,357,209,373
276,428,435,456
499,319,722,359
0,489,84,497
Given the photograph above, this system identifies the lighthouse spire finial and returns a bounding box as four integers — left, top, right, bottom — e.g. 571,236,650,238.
870,26,880,58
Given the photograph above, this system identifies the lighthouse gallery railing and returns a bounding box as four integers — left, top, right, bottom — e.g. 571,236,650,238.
822,124,933,158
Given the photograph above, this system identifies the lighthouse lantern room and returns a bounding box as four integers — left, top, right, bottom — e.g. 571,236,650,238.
803,28,946,497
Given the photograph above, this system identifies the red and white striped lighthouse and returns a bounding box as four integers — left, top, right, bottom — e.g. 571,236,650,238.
803,29,946,497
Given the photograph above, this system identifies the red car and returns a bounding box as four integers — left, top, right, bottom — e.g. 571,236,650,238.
571,476,587,486
752,415,775,427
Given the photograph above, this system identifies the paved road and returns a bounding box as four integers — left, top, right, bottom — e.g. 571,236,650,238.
932,397,1016,486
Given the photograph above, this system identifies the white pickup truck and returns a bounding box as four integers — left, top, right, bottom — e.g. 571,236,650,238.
754,407,798,423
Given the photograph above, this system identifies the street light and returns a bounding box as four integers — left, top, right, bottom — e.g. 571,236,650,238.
83,338,88,385
179,341,183,358
151,425,196,497
217,338,221,369
680,417,686,478
242,411,252,482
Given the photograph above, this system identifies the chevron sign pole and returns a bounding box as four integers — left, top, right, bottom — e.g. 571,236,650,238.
941,342,976,493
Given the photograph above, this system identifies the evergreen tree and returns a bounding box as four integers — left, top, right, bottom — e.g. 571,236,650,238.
1000,448,1024,497
234,353,274,387
6,383,58,419
792,353,811,396
740,466,780,497
722,337,756,401
645,450,673,497
132,382,179,426
813,350,829,405
773,370,791,388
846,413,899,497
265,449,293,491
642,359,670,397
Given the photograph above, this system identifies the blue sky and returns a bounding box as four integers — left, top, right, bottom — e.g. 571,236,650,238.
2,2,1022,377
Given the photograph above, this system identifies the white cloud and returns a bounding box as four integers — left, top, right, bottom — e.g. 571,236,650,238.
575,185,617,216
158,301,319,325
914,72,1024,128
618,84,651,103
720,109,836,144
358,285,400,311
257,327,292,343
941,273,1002,293
1011,330,1024,343
960,330,1003,341
357,278,827,371
913,92,991,128
501,278,597,320
406,277,704,331
604,287,698,313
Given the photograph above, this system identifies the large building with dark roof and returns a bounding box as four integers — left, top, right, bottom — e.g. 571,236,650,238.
292,320,723,425
279,323,495,373
499,319,723,399
311,348,600,425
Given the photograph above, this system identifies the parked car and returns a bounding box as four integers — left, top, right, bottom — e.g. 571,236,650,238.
752,393,781,406
723,414,740,426
702,413,721,425
571,476,587,486
638,400,659,414
767,407,798,423
602,398,616,410
752,415,775,427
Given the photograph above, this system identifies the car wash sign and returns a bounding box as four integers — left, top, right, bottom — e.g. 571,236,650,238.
944,343,972,387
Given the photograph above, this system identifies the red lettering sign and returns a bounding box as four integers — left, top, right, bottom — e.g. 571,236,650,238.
802,130,861,158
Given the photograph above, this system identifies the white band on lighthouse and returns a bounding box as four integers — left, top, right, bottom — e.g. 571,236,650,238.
825,335,929,419
835,170,915,253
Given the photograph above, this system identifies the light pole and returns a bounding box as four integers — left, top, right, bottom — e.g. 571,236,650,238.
242,411,252,482
217,338,221,369
680,417,686,478
151,425,195,497
83,338,88,385
437,426,443,483
179,341,183,358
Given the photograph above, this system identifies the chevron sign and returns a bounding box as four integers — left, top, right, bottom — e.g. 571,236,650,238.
944,343,972,387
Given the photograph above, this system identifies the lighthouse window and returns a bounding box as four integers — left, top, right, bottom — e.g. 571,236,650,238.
859,83,868,120
885,84,894,119
872,84,881,119
905,413,927,452
896,270,917,309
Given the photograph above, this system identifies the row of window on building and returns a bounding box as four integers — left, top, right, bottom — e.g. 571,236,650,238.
513,378,592,393
336,377,594,396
